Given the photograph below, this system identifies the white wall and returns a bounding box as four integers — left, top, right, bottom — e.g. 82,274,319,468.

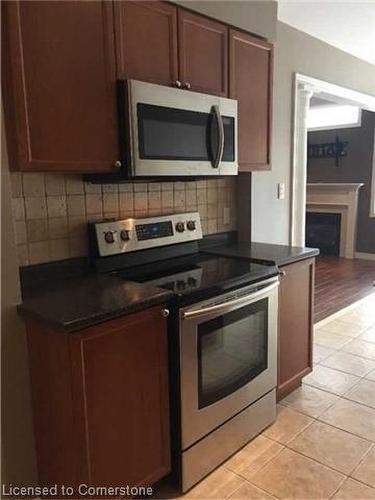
175,0,278,41
252,22,375,244
1,112,38,487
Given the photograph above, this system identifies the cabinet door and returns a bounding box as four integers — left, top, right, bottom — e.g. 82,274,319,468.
70,306,170,488
115,1,178,86
229,30,273,171
2,1,119,173
277,259,315,400
178,9,228,96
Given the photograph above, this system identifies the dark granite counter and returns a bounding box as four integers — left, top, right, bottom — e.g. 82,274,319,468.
18,273,173,332
203,242,319,266
18,240,318,333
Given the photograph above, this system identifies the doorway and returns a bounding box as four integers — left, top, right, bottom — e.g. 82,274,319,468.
291,74,375,321
290,73,375,247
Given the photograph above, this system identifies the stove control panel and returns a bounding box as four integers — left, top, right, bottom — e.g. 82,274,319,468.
94,212,202,257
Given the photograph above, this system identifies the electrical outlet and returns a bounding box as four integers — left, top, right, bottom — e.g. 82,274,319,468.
223,207,230,224
278,183,285,200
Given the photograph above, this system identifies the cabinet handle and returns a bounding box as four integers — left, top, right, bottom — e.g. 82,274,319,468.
184,82,191,90
279,270,286,277
175,80,182,88
113,160,122,168
161,308,170,318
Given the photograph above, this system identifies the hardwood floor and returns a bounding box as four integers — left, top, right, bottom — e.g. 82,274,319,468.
315,256,375,323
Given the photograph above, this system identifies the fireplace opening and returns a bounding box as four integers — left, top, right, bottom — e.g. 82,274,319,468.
306,212,341,256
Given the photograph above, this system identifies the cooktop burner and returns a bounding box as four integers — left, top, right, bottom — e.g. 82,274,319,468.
114,253,278,300
90,212,278,303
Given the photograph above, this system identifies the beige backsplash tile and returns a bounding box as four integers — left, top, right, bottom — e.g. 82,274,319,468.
25,197,47,220
45,174,66,196
26,219,49,242
67,195,86,216
22,173,45,197
48,217,68,239
11,173,238,266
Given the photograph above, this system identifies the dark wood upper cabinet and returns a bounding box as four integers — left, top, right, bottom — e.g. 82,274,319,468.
229,29,273,171
277,258,315,400
2,1,119,173
2,1,274,174
178,10,228,96
26,305,170,489
115,1,178,86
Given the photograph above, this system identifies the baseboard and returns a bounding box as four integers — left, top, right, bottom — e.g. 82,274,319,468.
355,252,375,260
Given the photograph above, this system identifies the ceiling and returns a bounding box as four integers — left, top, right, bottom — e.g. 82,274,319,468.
277,1,375,65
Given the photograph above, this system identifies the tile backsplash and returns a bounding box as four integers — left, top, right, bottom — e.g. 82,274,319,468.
10,173,237,266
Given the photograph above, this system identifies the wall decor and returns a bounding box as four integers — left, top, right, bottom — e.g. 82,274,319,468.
308,135,348,167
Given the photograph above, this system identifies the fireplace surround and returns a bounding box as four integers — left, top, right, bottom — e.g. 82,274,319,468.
306,183,363,259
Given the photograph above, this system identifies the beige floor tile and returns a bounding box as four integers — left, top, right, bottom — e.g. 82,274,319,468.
339,310,375,330
313,344,335,363
303,365,360,396
184,466,246,499
361,326,375,344
262,405,313,444
365,368,375,382
224,435,283,478
345,379,375,409
320,351,375,377
341,339,375,360
332,478,375,499
314,331,353,349
288,420,372,474
319,398,375,441
228,482,276,499
250,448,345,499
319,319,365,337
351,446,375,488
280,385,339,418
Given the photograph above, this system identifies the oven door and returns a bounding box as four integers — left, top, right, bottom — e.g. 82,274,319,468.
179,278,278,449
126,79,238,177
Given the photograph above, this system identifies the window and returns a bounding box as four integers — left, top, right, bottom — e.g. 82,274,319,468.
307,105,362,131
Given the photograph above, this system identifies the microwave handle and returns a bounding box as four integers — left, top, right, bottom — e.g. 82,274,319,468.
211,105,225,169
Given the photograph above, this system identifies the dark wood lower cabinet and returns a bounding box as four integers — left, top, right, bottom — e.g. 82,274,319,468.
277,258,315,401
26,305,170,493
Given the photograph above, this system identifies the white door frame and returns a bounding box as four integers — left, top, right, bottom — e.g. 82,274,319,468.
290,73,375,247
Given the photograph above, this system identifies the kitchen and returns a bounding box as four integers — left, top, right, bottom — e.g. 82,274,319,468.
2,2,375,499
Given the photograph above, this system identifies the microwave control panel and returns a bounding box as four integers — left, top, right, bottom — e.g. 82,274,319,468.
94,212,202,257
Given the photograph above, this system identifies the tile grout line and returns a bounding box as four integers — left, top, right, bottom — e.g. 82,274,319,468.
346,443,375,492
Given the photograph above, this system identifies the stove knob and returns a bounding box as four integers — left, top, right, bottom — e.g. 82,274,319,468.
104,231,115,244
187,277,197,287
175,222,185,233
120,230,129,241
187,220,196,231
177,280,186,291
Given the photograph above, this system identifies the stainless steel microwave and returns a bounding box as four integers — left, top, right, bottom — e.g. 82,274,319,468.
122,79,238,177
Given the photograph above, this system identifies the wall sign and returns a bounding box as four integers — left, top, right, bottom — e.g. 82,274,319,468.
308,135,348,167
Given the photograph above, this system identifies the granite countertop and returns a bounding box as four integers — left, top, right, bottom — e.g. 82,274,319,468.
203,242,319,266
18,273,173,333
18,240,318,333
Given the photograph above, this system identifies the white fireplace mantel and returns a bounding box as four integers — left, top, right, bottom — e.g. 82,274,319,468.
306,183,364,259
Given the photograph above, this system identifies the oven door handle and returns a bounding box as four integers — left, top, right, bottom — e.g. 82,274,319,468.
182,281,279,320
211,105,225,169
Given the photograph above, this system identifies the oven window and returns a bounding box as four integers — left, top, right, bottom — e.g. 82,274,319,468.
198,299,268,409
137,103,234,162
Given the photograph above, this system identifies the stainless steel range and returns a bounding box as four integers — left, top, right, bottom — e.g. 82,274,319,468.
89,212,279,492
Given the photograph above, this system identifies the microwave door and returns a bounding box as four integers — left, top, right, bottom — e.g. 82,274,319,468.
211,105,225,170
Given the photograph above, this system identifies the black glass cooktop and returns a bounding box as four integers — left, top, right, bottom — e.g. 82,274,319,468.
114,253,278,301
